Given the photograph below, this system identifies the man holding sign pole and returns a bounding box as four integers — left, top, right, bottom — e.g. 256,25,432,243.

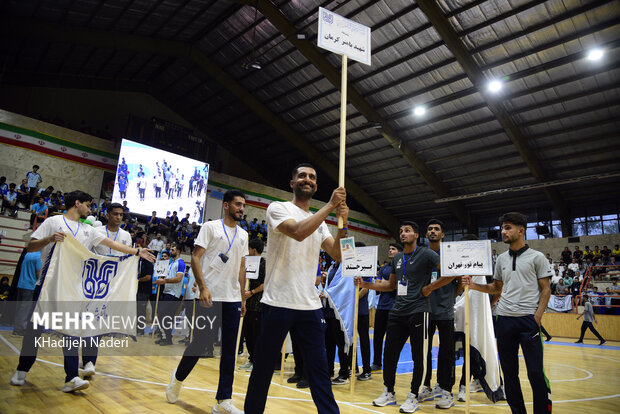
244,164,348,414
462,212,552,414
356,221,439,413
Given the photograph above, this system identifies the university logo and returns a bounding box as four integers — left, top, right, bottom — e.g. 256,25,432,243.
322,10,333,24
82,258,118,299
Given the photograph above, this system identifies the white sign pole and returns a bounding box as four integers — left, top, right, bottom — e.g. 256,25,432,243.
338,54,348,229
465,285,470,414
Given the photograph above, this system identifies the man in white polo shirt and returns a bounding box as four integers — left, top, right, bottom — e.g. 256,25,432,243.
165,189,248,414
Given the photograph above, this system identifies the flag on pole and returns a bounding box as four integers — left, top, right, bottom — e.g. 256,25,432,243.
454,275,505,402
325,263,355,351
34,233,140,337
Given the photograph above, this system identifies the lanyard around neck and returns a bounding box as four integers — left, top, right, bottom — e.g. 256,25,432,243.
401,247,417,280
62,216,80,237
106,226,119,254
221,219,238,255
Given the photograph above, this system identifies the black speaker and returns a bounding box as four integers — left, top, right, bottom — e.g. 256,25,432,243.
488,230,499,239
535,225,549,235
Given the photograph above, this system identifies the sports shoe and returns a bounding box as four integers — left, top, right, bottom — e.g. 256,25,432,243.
166,370,183,403
370,363,382,371
431,383,443,397
574,340,583,344
399,393,419,413
10,370,27,386
238,361,252,370
599,340,607,346
436,390,455,409
212,399,243,414
287,373,302,383
457,385,466,402
545,336,552,342
417,385,434,402
83,361,96,377
331,375,350,385
296,378,309,389
357,372,372,381
62,376,89,393
372,387,397,407
470,379,483,393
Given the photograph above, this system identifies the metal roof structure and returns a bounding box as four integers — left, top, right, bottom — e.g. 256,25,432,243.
1,0,619,236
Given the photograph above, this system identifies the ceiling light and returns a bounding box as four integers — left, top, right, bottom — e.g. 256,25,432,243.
413,106,426,116
487,79,502,93
296,33,307,40
250,61,262,70
587,48,604,61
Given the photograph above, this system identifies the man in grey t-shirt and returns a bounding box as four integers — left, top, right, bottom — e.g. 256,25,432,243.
463,212,552,414
357,221,440,413
575,295,606,345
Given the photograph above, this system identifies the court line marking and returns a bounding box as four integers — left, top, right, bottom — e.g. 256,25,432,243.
2,334,618,409
0,334,383,413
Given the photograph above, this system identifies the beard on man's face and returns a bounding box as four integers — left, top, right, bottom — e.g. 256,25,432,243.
229,209,242,222
293,181,316,200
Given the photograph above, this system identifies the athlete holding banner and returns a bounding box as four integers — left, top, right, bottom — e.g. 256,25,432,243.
10,190,155,393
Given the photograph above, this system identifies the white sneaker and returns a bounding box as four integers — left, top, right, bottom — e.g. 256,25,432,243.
436,390,455,409
166,370,183,403
212,399,243,414
372,387,397,407
399,393,419,413
432,383,443,397
457,385,466,402
470,379,483,393
62,376,89,392
238,361,252,370
10,370,27,386
417,385,434,402
83,361,96,377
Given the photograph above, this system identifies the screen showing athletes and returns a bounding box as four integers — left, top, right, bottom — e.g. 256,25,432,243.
112,139,209,223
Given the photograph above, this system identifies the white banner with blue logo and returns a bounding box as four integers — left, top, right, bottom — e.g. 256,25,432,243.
34,234,139,337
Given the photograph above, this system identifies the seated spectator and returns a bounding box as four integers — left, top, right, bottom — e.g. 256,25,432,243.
29,197,48,229
2,183,19,217
17,179,30,208
176,224,189,252
584,246,593,261
568,258,579,273
148,233,165,251
160,214,172,237
555,279,568,295
147,211,160,235
573,246,583,263
561,246,572,264
613,244,620,262
187,228,199,252
601,246,612,265
570,278,582,307
258,220,268,241
603,287,613,315
249,218,258,238
574,271,583,283
136,231,148,248
120,217,133,232
562,272,573,287
550,269,562,292
180,213,190,226
593,246,601,262
240,215,249,231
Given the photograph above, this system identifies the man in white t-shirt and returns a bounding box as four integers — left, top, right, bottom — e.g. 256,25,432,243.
82,202,133,377
166,190,249,414
10,190,154,393
148,233,166,252
244,164,348,414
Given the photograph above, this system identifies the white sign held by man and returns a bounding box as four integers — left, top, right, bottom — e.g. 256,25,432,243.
440,240,493,277
317,7,371,65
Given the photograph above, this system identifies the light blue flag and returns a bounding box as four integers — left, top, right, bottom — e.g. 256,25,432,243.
325,263,356,352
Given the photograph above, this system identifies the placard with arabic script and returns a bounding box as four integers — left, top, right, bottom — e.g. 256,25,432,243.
342,245,377,277
317,7,371,65
245,255,261,280
440,240,493,276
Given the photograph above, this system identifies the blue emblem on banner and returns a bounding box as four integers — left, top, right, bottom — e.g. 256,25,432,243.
82,258,118,299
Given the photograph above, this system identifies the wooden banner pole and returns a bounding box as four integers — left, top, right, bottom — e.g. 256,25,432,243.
151,284,161,339
280,337,287,384
350,285,360,395
465,285,471,414
190,298,196,343
338,54,348,229
235,279,251,368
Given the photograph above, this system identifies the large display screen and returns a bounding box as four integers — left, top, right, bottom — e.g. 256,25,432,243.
112,139,209,223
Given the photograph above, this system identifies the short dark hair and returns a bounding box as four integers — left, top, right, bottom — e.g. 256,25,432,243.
108,202,124,213
9,183,16,189
64,190,93,210
426,218,445,232
170,242,178,250
400,221,419,233
0,176,5,181
291,163,315,179
249,238,265,254
223,189,245,203
33,165,39,169
461,234,479,241
389,242,403,251
499,212,527,228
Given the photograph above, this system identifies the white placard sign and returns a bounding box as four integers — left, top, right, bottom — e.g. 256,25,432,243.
317,7,371,65
154,260,169,279
342,245,378,277
245,255,261,280
440,240,493,276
